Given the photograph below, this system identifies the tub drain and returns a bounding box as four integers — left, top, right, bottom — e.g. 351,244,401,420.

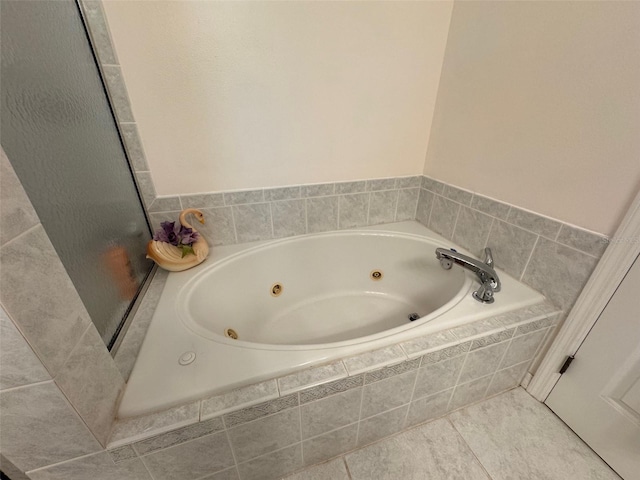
370,270,383,281
408,313,420,322
225,328,238,340
271,283,283,297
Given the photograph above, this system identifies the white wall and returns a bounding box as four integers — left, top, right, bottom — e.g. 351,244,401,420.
102,0,453,195
424,1,640,236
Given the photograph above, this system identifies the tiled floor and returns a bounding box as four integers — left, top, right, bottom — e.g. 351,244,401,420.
283,388,621,480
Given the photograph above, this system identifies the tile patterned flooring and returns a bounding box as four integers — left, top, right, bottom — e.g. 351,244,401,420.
283,388,621,480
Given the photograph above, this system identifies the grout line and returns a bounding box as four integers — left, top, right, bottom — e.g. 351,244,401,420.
342,456,354,479
519,234,540,282
298,403,305,465
445,417,495,480
354,383,366,446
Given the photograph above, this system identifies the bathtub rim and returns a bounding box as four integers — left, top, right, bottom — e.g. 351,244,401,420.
176,229,474,351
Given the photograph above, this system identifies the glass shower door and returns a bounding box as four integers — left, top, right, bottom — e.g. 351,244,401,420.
0,0,153,348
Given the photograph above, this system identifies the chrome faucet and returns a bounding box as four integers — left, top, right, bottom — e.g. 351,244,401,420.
435,247,501,303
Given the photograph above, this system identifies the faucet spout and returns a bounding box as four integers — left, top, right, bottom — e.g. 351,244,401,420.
435,247,501,303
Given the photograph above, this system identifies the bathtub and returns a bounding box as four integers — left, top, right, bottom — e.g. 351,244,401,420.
118,221,544,418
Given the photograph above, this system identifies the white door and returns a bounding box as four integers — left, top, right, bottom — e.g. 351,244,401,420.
546,254,640,480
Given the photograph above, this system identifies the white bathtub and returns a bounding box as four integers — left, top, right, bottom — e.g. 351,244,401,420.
119,221,544,417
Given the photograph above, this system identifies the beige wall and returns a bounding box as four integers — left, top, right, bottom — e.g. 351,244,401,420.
102,0,453,195
424,1,640,236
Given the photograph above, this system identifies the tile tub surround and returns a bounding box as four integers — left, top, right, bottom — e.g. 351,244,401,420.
66,302,563,480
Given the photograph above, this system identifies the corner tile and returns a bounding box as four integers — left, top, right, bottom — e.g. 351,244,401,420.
278,362,347,395
368,190,398,225
194,207,236,247
452,206,493,257
421,176,445,194
500,329,548,368
486,361,530,397
458,341,510,384
556,224,608,258
442,185,473,206
396,188,419,221
55,325,124,445
0,226,90,375
448,375,492,411
415,189,434,226
396,176,421,189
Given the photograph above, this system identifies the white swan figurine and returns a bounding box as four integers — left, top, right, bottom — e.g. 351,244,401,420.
146,208,209,272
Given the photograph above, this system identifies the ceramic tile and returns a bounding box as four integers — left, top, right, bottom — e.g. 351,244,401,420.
301,183,334,197
421,176,446,194
223,394,298,428
201,380,279,420
193,206,236,247
452,206,494,257
224,190,264,205
338,193,369,229
237,443,303,480
442,184,473,206
470,194,511,220
405,388,453,427
109,401,200,447
227,408,300,463
278,362,347,395
345,418,489,479
1,455,32,480
396,188,419,221
449,317,505,340
396,176,421,188
368,190,398,225
232,203,272,243
556,224,608,258
55,325,124,445
271,199,306,239
361,370,416,418
148,196,181,213
305,196,338,233
0,226,90,375
335,181,366,194
400,330,458,358
0,307,50,390
485,361,530,397
133,417,224,456
141,431,234,480
449,375,492,411
449,388,619,480
300,387,362,439
413,354,465,400
302,423,358,466
486,220,538,279
343,345,407,375
357,405,408,446
500,329,548,368
458,341,510,384
415,188,434,226
80,1,118,65
107,445,137,464
470,329,515,350
283,457,349,480
522,237,599,311
265,186,301,201
180,193,225,209
135,172,157,207
363,357,420,384
119,123,148,172
28,452,152,480
420,342,471,366
102,66,134,122
428,195,460,239
200,467,240,480
506,207,563,239
366,178,396,191
0,382,102,472
299,375,364,404
0,148,40,245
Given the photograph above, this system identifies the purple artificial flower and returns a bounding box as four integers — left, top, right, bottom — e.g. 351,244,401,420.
153,221,179,246
178,226,199,246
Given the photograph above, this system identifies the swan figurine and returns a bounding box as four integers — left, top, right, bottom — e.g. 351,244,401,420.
146,208,209,272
